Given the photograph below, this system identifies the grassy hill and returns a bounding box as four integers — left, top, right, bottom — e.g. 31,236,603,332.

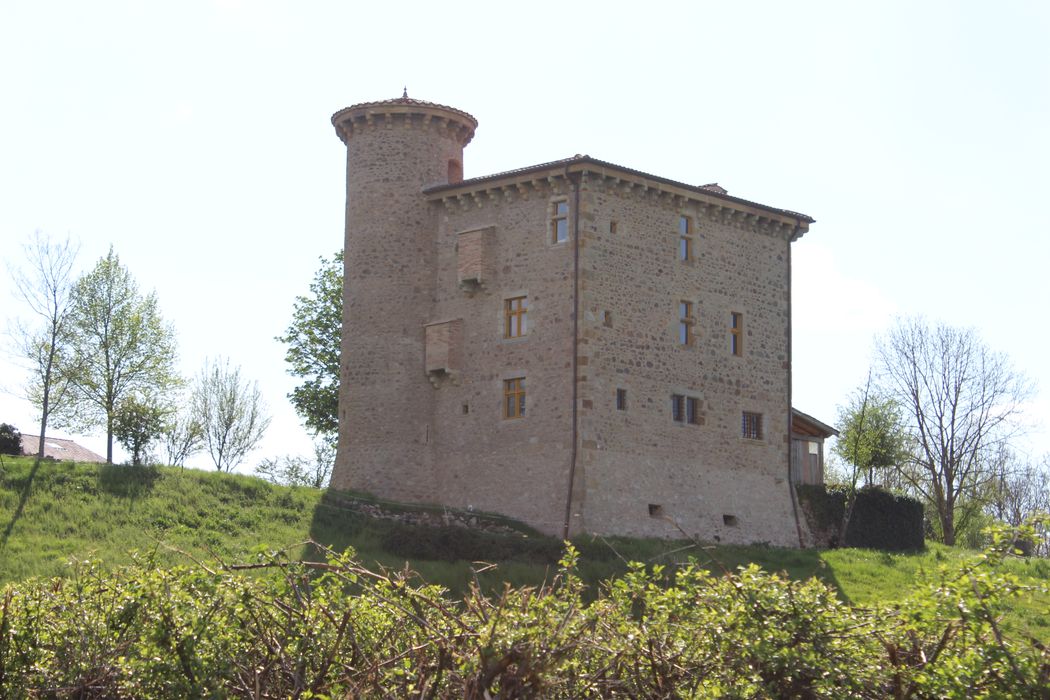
1,456,1047,639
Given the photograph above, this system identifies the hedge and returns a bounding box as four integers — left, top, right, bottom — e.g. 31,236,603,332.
797,484,925,551
0,524,1046,698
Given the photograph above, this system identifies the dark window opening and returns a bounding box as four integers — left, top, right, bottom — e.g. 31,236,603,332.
686,397,699,425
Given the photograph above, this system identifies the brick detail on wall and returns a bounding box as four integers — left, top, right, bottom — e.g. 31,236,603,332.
425,318,463,384
457,226,493,290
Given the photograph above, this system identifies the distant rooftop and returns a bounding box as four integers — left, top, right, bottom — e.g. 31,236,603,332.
20,435,106,463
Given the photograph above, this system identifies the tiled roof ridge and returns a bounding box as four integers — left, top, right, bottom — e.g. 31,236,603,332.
333,95,477,127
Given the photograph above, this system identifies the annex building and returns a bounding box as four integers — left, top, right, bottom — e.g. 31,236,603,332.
330,94,832,546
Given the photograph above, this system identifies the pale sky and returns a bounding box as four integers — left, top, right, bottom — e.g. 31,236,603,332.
1,1,1048,469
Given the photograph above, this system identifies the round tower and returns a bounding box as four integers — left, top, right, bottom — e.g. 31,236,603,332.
330,94,477,500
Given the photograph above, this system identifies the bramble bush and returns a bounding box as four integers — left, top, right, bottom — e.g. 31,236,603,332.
0,521,1047,698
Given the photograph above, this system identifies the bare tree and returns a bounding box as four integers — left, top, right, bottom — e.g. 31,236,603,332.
878,317,1031,545
161,401,204,467
192,357,271,472
7,232,80,459
987,450,1050,525
256,435,335,488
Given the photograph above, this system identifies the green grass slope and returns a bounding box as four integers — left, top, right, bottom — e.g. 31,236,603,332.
1,456,1047,638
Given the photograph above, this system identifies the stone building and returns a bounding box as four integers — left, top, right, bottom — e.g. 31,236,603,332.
330,94,824,546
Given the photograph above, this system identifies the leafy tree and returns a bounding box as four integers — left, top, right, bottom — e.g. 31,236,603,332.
831,373,908,544
113,394,168,466
877,317,1031,546
277,251,341,436
7,232,80,458
160,401,204,467
192,357,271,472
832,383,908,489
0,423,23,456
62,247,179,463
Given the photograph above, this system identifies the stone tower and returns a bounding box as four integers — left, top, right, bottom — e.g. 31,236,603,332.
329,95,477,501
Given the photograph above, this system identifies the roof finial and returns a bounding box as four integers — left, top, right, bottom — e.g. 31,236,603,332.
402,86,408,99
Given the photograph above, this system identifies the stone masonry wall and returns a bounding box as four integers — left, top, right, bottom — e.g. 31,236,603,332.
424,181,576,536
332,109,470,504
330,99,806,545
569,174,799,545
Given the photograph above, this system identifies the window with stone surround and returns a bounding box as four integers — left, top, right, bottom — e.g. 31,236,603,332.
731,312,744,356
742,411,762,440
504,377,526,419
552,200,569,244
678,301,694,346
678,215,693,262
504,296,528,338
672,394,700,424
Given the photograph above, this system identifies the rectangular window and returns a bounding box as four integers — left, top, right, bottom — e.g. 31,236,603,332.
504,296,528,338
609,220,618,234
686,397,699,425
552,201,569,243
678,235,691,261
678,215,693,262
616,388,627,411
672,394,699,424
504,378,526,419
679,301,693,346
742,411,762,440
730,312,743,356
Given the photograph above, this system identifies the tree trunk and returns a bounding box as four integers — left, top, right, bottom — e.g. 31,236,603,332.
940,494,956,546
37,349,55,459
106,415,114,464
942,516,956,546
37,393,47,458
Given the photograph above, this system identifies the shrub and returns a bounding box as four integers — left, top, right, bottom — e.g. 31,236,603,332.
796,484,924,551
845,487,925,551
0,524,1047,698
0,423,23,456
796,483,847,546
